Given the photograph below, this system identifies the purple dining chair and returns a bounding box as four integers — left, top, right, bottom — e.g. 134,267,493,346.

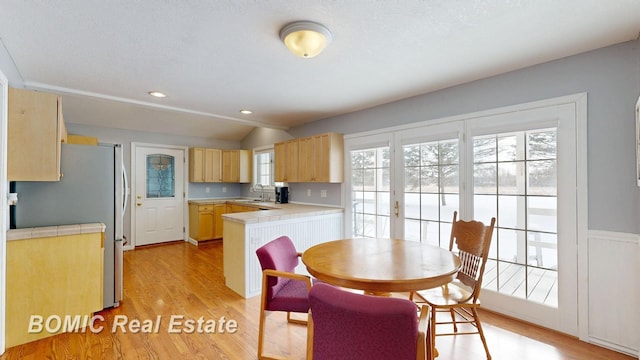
256,235,312,360
308,282,432,360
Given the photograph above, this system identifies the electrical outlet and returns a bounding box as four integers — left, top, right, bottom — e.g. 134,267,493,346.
307,189,311,197
222,187,227,193
205,187,210,193
320,190,327,198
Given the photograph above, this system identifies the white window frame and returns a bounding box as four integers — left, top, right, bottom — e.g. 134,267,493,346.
252,145,275,190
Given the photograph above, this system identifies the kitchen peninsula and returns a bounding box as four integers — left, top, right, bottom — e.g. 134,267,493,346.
211,200,344,298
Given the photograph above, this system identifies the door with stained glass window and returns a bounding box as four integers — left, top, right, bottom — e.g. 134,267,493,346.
135,146,185,246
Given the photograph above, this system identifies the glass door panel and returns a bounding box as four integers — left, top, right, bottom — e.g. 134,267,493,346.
351,147,390,238
401,138,459,247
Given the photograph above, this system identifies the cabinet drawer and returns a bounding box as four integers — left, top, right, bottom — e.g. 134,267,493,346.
198,205,214,212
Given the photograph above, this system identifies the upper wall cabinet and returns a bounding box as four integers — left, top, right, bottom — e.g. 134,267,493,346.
274,139,299,183
189,147,222,183
222,149,252,183
276,132,343,183
8,87,67,181
190,147,251,183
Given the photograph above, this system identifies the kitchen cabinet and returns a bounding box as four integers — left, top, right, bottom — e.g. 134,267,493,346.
8,87,68,181
189,204,215,241
189,148,205,182
189,202,258,242
222,149,252,183
204,148,222,182
189,147,222,183
6,225,104,346
274,139,299,182
298,132,344,183
213,204,227,239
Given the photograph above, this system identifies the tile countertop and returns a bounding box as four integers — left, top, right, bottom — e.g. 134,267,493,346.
7,223,106,241
189,198,343,225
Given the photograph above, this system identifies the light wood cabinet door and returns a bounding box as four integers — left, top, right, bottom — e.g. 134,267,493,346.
189,148,205,182
213,204,227,239
274,141,286,182
286,139,300,182
274,139,299,182
222,149,252,183
313,132,344,183
198,209,215,240
298,136,315,182
296,133,343,183
189,204,215,241
8,87,67,181
204,148,222,182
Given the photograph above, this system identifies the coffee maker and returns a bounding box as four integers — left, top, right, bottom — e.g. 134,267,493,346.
275,186,289,204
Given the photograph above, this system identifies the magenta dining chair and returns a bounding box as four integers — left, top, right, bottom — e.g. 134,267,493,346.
256,235,312,360
308,282,432,360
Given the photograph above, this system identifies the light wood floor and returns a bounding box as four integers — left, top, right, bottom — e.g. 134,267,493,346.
1,241,634,359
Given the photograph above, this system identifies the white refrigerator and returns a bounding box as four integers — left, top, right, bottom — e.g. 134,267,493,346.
13,143,129,309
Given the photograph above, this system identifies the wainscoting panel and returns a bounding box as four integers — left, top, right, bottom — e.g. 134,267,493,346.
587,230,639,357
245,213,344,298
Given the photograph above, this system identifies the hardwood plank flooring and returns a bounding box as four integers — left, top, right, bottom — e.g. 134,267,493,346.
0,241,634,359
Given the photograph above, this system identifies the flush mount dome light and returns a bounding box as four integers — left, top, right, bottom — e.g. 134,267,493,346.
279,21,332,58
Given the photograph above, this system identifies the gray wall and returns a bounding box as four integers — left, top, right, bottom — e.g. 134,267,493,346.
288,39,640,234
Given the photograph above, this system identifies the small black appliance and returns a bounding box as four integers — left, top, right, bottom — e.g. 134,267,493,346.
275,186,289,204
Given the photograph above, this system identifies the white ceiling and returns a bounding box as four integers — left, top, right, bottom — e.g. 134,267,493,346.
1,1,639,141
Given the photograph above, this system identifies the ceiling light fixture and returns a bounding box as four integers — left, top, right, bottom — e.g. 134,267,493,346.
279,21,332,58
240,109,253,115
148,91,167,98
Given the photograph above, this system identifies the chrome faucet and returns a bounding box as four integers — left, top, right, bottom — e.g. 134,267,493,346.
255,184,265,201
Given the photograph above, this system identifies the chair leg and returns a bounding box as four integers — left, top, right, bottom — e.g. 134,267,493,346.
450,308,457,332
430,306,437,359
257,307,267,359
472,307,491,360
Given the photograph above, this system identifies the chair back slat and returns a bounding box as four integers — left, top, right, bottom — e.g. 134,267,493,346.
448,211,496,301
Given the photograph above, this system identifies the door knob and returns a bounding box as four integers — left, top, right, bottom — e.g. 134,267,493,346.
136,202,142,206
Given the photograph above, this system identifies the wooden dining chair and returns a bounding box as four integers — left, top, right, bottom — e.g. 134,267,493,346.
410,211,496,360
308,282,433,360
256,235,312,360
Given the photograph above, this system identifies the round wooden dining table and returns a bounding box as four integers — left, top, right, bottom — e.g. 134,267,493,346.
302,238,461,295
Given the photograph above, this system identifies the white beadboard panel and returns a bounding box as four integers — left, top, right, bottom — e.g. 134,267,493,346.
587,230,640,357
245,213,344,298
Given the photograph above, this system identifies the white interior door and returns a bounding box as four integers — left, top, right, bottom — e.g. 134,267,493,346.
134,146,185,246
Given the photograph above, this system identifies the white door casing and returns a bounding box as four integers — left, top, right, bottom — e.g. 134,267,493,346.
132,143,187,247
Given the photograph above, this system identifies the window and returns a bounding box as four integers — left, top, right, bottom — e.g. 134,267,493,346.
402,138,459,246
473,129,558,306
146,154,175,198
351,146,390,238
253,148,274,187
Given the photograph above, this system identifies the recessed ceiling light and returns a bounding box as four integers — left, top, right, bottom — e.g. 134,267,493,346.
240,109,253,115
148,91,167,98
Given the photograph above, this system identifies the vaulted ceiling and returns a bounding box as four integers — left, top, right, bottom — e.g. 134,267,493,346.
1,1,639,140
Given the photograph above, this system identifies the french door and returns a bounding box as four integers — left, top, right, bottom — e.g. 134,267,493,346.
345,97,583,335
